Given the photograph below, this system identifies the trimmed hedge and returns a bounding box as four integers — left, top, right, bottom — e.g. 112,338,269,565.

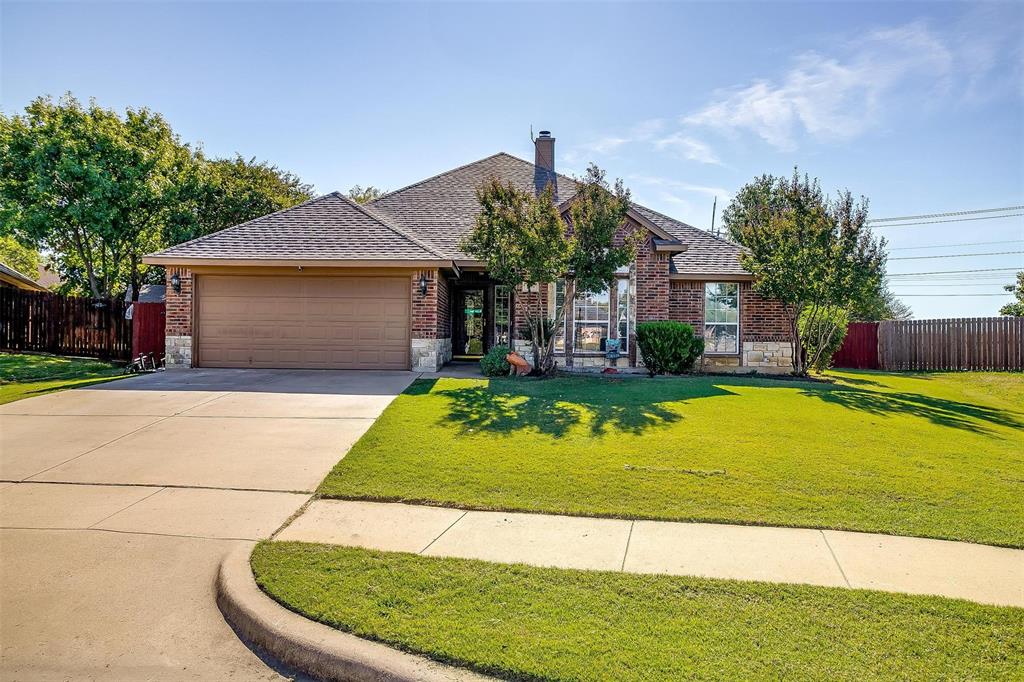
635,321,704,377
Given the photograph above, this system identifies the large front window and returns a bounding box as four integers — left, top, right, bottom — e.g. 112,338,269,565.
548,276,632,353
704,282,739,354
574,289,610,352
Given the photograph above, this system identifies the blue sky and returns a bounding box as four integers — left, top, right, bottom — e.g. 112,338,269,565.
2,1,1022,318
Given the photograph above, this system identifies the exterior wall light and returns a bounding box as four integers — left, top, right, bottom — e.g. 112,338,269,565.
170,272,182,293
418,273,429,296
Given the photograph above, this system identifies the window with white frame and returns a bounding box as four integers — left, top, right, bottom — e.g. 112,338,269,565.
616,278,632,352
494,285,511,345
548,276,633,353
574,288,610,352
704,283,739,353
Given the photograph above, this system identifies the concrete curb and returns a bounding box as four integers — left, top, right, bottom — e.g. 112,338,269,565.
216,545,492,682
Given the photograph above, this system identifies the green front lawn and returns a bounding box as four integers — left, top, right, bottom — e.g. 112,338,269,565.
253,542,1024,681
0,352,125,404
319,371,1024,547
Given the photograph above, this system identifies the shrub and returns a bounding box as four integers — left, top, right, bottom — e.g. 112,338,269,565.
635,321,704,377
799,307,849,371
480,344,512,376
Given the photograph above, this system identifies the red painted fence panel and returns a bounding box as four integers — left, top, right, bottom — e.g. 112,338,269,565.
131,302,166,362
832,321,879,369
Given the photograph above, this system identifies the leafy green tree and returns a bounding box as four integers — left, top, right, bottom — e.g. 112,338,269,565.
165,155,312,246
461,163,639,374
999,272,1024,316
851,281,913,321
722,169,886,375
347,185,387,204
0,95,189,300
1,95,314,300
0,235,40,279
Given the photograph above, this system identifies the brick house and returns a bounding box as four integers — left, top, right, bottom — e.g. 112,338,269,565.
144,132,793,373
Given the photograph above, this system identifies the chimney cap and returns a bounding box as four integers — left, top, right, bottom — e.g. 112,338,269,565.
538,130,552,138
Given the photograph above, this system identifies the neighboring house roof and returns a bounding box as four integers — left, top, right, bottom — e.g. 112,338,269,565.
125,284,166,303
145,152,748,277
146,192,447,264
0,262,47,291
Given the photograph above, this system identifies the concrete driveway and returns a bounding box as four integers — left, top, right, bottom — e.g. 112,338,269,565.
0,368,416,680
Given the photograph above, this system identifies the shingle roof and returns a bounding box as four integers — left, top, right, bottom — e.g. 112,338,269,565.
370,153,748,275
630,204,750,277
368,153,580,259
147,192,445,261
147,151,749,276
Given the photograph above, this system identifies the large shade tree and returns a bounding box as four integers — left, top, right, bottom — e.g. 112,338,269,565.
723,170,886,374
0,94,313,300
460,163,639,374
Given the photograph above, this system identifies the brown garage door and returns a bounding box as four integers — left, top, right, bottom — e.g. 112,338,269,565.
196,275,409,369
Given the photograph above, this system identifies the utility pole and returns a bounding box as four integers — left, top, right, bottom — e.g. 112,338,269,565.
710,196,718,237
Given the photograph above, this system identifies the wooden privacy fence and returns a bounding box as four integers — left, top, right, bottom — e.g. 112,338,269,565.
878,317,1023,371
833,317,1024,371
131,302,166,361
0,287,132,360
831,322,879,369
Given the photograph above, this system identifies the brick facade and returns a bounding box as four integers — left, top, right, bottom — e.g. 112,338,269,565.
740,282,790,342
410,269,452,371
164,267,193,368
634,229,670,323
668,280,703,328
668,278,794,373
165,267,193,336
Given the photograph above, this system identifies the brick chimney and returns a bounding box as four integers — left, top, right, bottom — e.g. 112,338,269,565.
533,130,557,201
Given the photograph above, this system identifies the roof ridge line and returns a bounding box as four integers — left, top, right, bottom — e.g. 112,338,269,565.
328,192,448,260
148,193,338,256
368,152,513,204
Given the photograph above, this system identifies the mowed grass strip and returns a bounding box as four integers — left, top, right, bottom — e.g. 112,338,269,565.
253,542,1024,682
318,371,1024,548
0,352,125,404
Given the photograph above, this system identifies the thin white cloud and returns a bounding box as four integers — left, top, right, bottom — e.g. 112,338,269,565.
564,118,667,163
654,133,722,165
683,21,954,150
628,174,731,202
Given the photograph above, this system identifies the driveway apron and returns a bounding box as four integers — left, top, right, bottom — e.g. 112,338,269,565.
0,368,414,680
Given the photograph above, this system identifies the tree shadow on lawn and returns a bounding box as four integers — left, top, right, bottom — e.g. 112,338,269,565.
796,382,1022,436
427,378,737,438
412,375,1023,439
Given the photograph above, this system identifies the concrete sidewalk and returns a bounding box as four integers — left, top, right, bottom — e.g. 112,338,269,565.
277,500,1024,608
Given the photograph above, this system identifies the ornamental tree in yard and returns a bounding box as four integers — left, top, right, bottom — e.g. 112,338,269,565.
722,170,886,375
460,163,639,374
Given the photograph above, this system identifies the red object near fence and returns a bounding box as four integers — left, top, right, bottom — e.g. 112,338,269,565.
131,302,166,362
832,322,879,369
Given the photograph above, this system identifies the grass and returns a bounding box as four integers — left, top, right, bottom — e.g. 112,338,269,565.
253,542,1024,681
319,370,1024,548
0,352,125,404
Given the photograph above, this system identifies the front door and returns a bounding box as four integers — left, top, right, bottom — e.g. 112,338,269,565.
453,288,486,357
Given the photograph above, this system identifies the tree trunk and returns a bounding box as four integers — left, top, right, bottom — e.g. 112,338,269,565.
563,279,576,369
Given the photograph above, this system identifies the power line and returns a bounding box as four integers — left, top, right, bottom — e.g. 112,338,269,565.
887,267,1019,277
889,250,1024,261
868,205,1024,223
889,239,1024,251
888,280,1007,286
871,213,1023,228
